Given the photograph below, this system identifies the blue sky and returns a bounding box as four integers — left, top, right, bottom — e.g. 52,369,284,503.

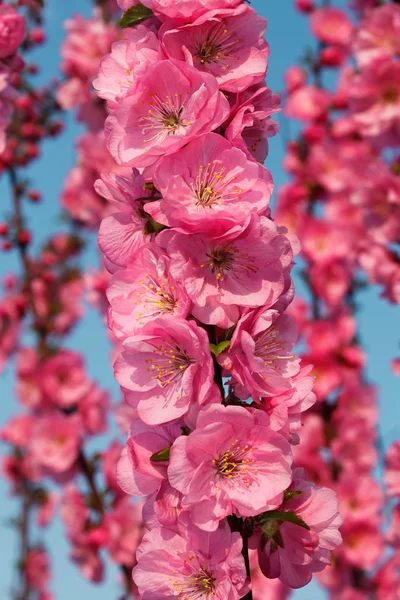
0,0,399,598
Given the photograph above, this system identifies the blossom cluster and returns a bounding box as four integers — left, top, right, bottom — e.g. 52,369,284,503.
93,0,343,596
0,2,145,597
274,0,400,597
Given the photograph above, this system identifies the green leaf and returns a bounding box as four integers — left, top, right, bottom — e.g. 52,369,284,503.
210,340,231,356
283,490,302,503
181,427,191,436
142,217,167,235
119,4,153,28
35,0,44,6
150,446,171,462
262,510,310,531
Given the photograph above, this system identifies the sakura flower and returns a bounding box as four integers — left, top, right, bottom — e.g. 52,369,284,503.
93,25,159,109
0,5,26,59
257,467,343,589
40,350,92,408
26,549,51,593
222,306,300,399
133,522,249,600
339,521,384,570
107,244,191,339
285,85,330,122
353,4,400,68
385,441,400,498
105,59,229,169
117,420,182,497
225,85,280,163
118,0,242,22
95,170,154,269
168,405,292,531
310,8,353,47
161,5,269,93
29,414,82,474
104,499,144,566
114,316,214,425
146,133,273,233
158,215,291,328
350,60,400,140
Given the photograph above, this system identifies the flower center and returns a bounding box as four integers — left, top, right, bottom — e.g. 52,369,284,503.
171,555,216,599
191,160,242,209
138,93,190,145
194,23,240,69
254,324,294,369
145,339,192,393
213,440,256,487
202,243,257,289
382,88,398,104
134,273,178,326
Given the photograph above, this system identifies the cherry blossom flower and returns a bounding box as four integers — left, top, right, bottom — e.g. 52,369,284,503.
105,59,230,168
132,522,249,599
168,405,292,530
114,316,214,424
146,133,273,233
161,5,269,92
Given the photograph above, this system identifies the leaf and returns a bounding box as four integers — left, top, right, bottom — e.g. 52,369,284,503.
150,446,171,462
283,490,302,503
262,510,310,531
142,217,167,235
210,341,231,356
35,0,44,6
181,427,191,436
119,4,153,28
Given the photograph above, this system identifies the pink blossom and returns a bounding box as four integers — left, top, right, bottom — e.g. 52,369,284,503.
40,350,92,408
29,414,82,474
107,244,191,339
60,14,116,80
96,171,154,269
79,385,109,436
257,467,342,588
133,522,249,599
225,85,280,163
70,545,104,584
118,0,242,22
37,493,58,528
392,358,400,376
94,26,159,109
284,66,307,94
249,550,291,600
104,499,144,566
168,405,292,530
105,59,229,169
385,441,400,497
117,420,181,496
285,86,330,121
222,306,300,399
350,60,400,139
339,521,384,570
1,414,33,447
102,440,124,493
161,5,268,93
146,133,272,233
310,8,353,47
353,4,400,68
158,215,291,328
26,549,51,592
259,366,316,442
114,316,214,424
0,5,26,59
337,474,383,523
